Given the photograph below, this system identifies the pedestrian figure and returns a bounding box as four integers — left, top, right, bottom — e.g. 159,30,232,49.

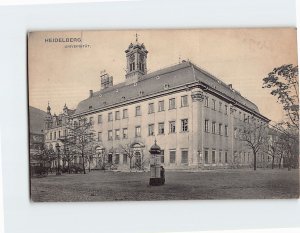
160,166,165,185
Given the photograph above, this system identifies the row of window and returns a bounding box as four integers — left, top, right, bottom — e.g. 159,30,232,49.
98,119,189,141
96,95,188,124
204,97,254,124
204,96,229,115
204,150,228,164
49,129,67,140
204,120,228,136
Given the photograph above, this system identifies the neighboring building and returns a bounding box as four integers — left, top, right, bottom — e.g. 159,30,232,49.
44,103,76,167
29,106,46,166
69,38,270,170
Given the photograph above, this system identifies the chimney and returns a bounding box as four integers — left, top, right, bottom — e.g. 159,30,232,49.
228,84,233,89
89,90,93,98
100,71,113,90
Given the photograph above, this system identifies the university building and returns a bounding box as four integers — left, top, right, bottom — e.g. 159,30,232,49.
65,38,270,170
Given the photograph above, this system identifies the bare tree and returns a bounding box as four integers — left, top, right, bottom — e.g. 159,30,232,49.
239,119,268,170
268,123,299,170
58,136,76,174
31,145,56,174
119,143,135,171
67,117,96,174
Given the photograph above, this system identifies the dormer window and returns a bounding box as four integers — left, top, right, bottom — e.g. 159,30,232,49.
164,83,170,90
89,106,92,110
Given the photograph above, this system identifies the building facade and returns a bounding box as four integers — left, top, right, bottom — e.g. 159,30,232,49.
68,39,270,170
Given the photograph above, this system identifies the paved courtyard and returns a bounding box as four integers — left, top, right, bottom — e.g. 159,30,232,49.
30,169,299,202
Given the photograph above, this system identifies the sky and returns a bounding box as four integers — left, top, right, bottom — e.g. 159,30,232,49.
28,28,298,123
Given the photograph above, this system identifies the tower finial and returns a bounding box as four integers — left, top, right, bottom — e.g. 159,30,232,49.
47,101,51,113
135,33,139,42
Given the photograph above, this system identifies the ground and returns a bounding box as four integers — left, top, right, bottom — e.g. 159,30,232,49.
30,169,299,202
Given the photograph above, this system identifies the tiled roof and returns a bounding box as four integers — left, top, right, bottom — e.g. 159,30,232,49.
74,61,259,116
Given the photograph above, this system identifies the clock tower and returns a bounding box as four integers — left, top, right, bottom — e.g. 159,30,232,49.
125,34,148,84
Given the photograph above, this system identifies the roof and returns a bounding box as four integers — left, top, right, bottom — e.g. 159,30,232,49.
29,106,47,134
74,61,260,117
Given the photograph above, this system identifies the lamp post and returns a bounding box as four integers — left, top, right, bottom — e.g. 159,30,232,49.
55,143,61,175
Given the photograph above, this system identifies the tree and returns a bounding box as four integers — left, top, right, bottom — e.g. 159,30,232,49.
58,136,75,174
239,119,268,170
267,123,299,170
119,143,135,171
262,64,299,129
67,117,96,174
31,145,56,174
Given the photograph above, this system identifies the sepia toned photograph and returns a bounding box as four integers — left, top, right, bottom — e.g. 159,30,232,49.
28,28,299,202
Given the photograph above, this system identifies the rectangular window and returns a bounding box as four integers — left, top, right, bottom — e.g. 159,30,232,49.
212,99,216,110
225,125,228,136
98,114,102,124
212,150,216,164
170,150,176,164
148,124,154,136
115,111,120,120
219,102,222,112
169,121,176,133
181,119,188,132
181,95,188,107
108,112,113,122
148,103,154,114
234,128,238,138
225,105,228,115
158,122,165,134
219,123,222,135
123,154,127,164
123,109,128,119
98,132,102,142
64,129,67,136
135,106,141,116
123,128,128,139
89,117,93,124
135,126,141,137
181,150,188,164
115,129,120,140
115,154,120,164
225,152,228,163
54,132,56,140
158,100,165,112
219,151,222,163
50,132,52,140
169,98,176,110
212,122,216,134
108,130,113,140
204,150,209,164
58,131,61,138
239,111,242,120
108,153,113,163
161,150,164,163
205,96,209,107
205,120,209,132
